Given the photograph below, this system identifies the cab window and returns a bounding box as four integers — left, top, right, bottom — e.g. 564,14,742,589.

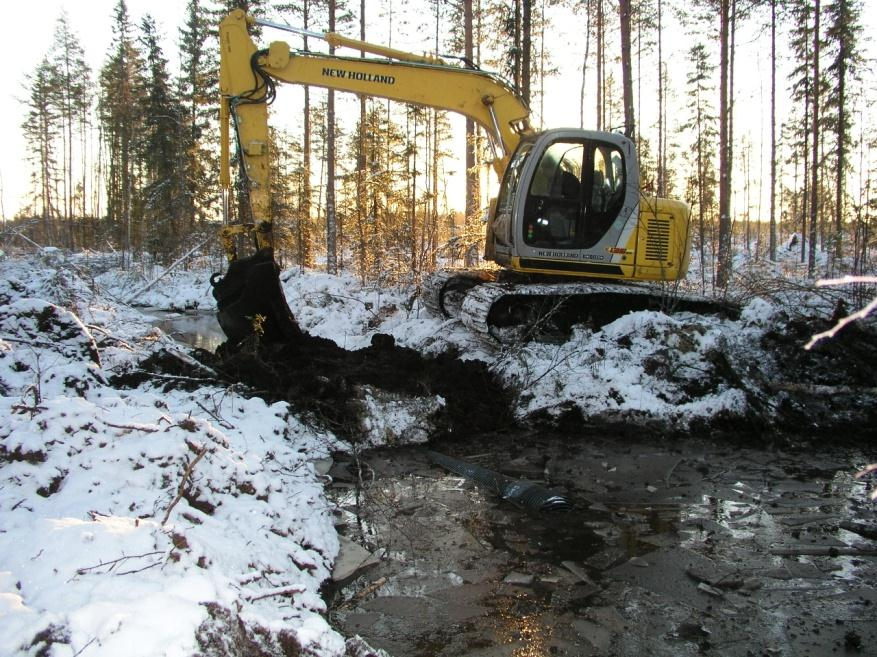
523,139,626,249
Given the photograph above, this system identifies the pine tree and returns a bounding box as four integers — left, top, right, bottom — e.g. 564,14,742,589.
808,0,821,276
21,57,61,245
178,0,219,234
769,0,778,261
49,12,92,247
326,0,338,274
618,0,635,139
825,0,863,265
787,0,815,264
681,42,719,291
717,0,733,288
139,14,187,261
99,0,146,263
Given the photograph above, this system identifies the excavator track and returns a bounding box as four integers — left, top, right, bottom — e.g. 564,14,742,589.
421,269,498,318
426,272,739,343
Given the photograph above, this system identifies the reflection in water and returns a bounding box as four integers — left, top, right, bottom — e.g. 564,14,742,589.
492,593,551,657
152,311,225,351
326,426,877,656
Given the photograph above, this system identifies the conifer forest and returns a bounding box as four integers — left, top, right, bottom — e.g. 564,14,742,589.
10,0,876,292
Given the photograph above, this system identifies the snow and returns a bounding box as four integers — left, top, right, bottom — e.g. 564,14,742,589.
0,248,869,655
0,253,347,656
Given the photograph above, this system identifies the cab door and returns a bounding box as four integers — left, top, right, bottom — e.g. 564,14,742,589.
510,129,640,278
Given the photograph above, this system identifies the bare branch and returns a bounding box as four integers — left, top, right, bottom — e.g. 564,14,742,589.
104,421,160,433
805,296,877,350
816,276,877,287
76,550,165,575
242,585,305,602
161,446,209,525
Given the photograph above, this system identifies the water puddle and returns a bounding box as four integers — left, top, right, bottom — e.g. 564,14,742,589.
325,435,877,656
149,309,225,351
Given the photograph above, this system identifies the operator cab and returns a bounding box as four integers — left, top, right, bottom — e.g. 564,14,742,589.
489,129,640,274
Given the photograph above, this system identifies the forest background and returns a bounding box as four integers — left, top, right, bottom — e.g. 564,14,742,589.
2,0,876,297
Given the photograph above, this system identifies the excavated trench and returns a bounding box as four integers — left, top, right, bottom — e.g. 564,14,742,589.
325,433,877,657
125,311,877,656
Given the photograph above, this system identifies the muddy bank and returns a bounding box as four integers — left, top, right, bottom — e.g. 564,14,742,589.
115,308,877,445
758,317,877,439
326,432,877,657
115,333,515,443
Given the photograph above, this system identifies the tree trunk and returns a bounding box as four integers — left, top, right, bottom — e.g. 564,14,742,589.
522,0,531,106
357,0,367,280
579,1,591,129
834,7,846,265
717,0,732,288
618,0,635,139
769,0,777,261
301,0,313,268
464,0,479,238
513,0,521,94
808,0,820,276
326,0,337,274
595,0,604,130
657,0,665,196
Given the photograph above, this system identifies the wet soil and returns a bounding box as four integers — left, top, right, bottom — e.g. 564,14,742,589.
210,335,515,440
113,331,514,442
122,311,877,656
128,309,877,446
325,433,877,657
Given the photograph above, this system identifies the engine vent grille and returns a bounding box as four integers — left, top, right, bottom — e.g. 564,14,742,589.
645,218,670,261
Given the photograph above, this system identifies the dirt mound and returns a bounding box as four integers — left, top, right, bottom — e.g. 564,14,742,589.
760,317,877,440
216,334,514,441
116,333,514,443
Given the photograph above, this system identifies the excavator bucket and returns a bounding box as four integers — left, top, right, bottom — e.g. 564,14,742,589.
211,248,303,347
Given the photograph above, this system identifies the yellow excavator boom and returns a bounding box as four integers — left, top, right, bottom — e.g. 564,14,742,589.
219,8,533,255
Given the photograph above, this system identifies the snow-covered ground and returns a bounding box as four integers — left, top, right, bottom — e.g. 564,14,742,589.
1,253,346,656
0,246,870,656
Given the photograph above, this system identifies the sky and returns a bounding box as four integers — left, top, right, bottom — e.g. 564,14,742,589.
0,0,187,220
1,1,876,223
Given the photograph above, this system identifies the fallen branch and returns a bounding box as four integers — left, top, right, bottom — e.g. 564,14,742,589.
73,638,98,657
11,404,47,414
124,235,214,305
0,335,65,349
664,457,683,487
150,372,220,384
806,277,877,350
771,382,877,395
242,585,305,602
86,324,135,350
769,546,877,557
161,446,209,525
115,560,164,576
336,576,388,609
196,401,234,430
76,550,165,575
104,421,160,434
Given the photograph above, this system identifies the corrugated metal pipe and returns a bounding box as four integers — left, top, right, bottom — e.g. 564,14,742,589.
427,450,572,512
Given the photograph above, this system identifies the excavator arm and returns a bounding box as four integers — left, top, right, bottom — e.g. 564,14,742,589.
219,9,532,248
213,9,533,346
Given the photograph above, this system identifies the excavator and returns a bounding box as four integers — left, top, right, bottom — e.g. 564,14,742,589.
212,9,731,346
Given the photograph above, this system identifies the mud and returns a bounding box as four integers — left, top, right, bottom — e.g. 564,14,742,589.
209,335,514,441
113,331,513,443
122,311,877,656
325,433,877,657
127,308,877,446
759,317,877,437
